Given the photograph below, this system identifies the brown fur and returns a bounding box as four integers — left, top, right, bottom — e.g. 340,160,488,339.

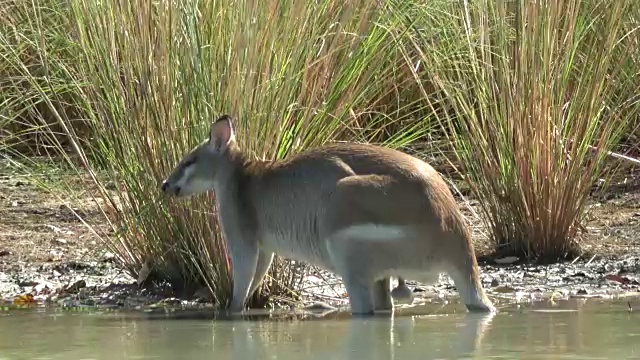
161,115,495,315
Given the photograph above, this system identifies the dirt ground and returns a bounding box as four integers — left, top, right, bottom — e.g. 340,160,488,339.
0,162,117,274
1,158,639,312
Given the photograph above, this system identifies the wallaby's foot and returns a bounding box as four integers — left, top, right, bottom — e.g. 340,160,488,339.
372,278,393,311
390,278,414,304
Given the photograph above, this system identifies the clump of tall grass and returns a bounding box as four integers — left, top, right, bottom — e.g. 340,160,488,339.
396,0,640,262
4,0,430,308
0,0,87,155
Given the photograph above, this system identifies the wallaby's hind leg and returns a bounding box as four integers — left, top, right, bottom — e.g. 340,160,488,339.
390,277,414,304
372,277,393,311
337,265,376,316
326,236,376,316
323,173,454,316
342,275,375,315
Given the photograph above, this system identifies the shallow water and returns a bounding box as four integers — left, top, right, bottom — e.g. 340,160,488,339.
0,298,638,360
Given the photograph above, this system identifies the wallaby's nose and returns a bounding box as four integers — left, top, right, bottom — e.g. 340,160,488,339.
160,180,169,193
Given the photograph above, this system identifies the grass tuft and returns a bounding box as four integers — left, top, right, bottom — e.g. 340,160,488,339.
396,0,640,262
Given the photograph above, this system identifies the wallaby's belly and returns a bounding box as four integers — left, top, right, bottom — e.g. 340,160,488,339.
257,187,337,271
261,230,336,272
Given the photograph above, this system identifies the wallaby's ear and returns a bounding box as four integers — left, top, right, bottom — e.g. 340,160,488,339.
208,115,235,152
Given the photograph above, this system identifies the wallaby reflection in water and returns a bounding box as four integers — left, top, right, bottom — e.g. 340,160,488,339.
224,310,496,360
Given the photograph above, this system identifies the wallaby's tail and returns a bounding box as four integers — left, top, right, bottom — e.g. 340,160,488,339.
442,204,496,313
450,231,496,313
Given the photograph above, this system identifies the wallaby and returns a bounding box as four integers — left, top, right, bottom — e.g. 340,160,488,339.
160,115,495,315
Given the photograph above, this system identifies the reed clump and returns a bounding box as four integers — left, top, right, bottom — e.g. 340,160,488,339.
394,0,640,262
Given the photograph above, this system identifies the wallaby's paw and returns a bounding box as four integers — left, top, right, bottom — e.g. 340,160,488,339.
391,285,415,304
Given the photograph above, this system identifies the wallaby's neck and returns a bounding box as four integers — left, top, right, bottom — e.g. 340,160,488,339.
211,146,274,238
212,145,273,194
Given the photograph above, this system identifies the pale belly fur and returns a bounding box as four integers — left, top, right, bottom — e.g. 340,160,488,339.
260,223,440,284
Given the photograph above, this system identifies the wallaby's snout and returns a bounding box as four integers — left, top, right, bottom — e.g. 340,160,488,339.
160,179,180,196
160,179,181,197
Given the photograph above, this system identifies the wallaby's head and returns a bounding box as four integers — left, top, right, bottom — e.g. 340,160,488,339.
160,115,237,198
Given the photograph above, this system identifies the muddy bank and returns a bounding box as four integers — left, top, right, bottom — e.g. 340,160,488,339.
1,161,639,313
2,253,639,314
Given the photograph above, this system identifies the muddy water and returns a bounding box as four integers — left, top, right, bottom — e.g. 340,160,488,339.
0,299,638,360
